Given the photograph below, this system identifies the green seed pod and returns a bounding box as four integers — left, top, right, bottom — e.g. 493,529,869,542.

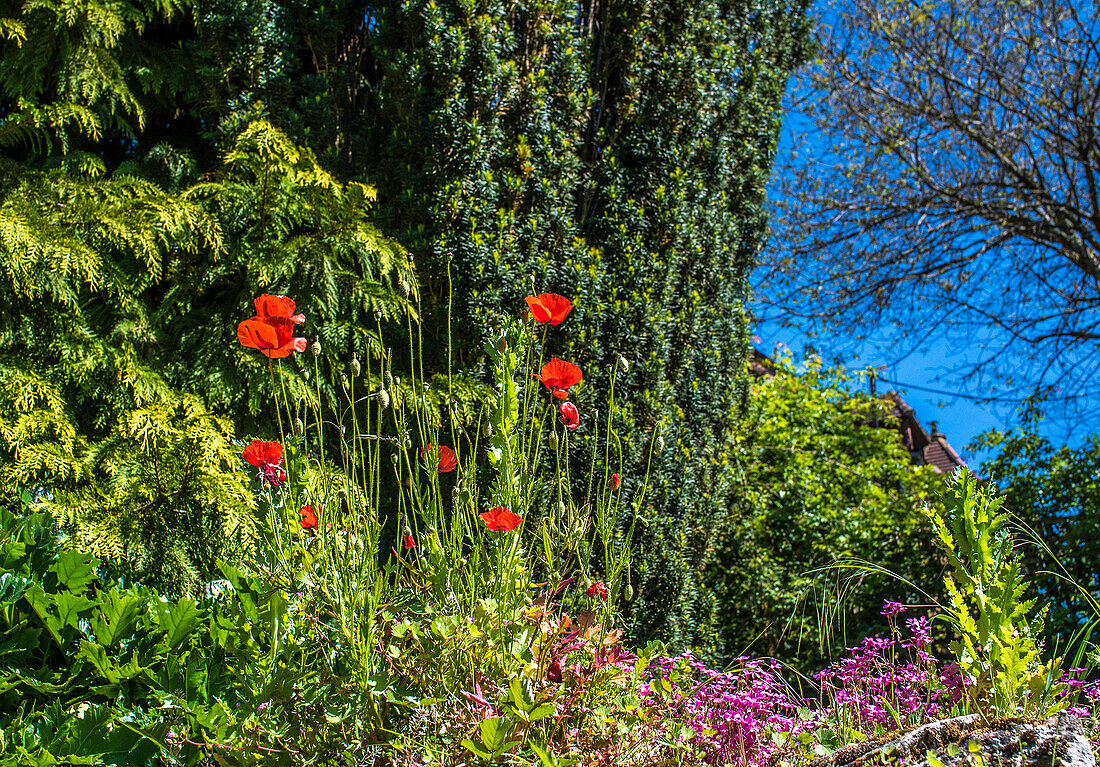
350,357,361,377
390,453,399,466
310,338,322,358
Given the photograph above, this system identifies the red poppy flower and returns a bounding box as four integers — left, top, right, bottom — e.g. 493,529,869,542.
480,506,523,532
403,535,416,550
299,505,318,530
237,294,307,358
254,294,305,325
242,440,286,485
558,401,580,431
243,440,283,467
586,580,608,600
533,358,583,399
422,444,458,473
547,658,563,683
525,293,574,326
610,473,621,490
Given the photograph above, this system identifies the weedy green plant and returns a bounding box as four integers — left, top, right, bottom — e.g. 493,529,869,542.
233,285,653,762
923,467,1065,718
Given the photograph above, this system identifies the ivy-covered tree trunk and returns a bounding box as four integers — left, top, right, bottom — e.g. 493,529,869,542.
348,0,812,648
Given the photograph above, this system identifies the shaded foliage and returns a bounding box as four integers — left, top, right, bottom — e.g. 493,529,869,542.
708,356,947,666
0,1,413,594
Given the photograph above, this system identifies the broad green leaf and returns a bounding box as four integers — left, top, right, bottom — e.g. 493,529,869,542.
50,551,98,592
92,590,144,647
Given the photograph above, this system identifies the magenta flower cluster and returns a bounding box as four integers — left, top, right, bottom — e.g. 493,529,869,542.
812,613,957,730
640,603,970,765
640,653,807,766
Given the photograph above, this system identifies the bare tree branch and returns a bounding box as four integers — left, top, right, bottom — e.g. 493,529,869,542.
761,0,1100,422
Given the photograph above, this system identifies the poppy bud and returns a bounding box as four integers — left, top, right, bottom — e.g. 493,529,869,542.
311,338,322,358
549,430,559,451
340,373,348,387
617,355,630,374
384,370,393,389
350,357,360,377
403,437,412,450
337,488,348,501
399,278,410,297
390,453,399,465
375,310,382,321
378,389,391,408
624,584,634,601
557,501,567,518
293,417,304,436
610,473,621,490
654,434,665,455
484,423,493,438
497,335,507,354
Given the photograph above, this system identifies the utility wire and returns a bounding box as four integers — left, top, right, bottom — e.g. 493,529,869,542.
876,376,1066,404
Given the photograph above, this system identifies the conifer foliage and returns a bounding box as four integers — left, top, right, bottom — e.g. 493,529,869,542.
0,0,413,594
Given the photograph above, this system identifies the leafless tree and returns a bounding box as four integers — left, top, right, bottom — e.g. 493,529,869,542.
761,0,1100,420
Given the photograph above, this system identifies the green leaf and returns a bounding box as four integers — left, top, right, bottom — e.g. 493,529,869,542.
92,590,144,647
159,598,200,651
50,551,98,592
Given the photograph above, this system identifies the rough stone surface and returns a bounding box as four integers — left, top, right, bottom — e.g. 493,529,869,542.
814,714,1095,767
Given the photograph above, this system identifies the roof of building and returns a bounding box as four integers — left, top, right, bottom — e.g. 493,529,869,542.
882,391,965,473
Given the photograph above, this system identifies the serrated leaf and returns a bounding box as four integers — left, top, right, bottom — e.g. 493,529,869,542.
50,551,98,592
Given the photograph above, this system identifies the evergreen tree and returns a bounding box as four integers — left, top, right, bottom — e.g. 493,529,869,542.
183,0,812,647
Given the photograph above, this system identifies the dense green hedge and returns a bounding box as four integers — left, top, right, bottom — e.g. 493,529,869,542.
186,0,812,649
